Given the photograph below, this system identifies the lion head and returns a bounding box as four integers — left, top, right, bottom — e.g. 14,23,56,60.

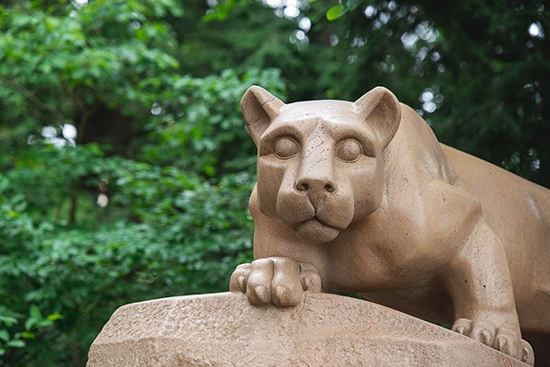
242,86,401,243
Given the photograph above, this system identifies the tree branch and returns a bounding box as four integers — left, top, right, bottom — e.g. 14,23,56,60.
0,76,66,124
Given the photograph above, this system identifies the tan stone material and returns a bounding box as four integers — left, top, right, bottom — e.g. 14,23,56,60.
232,86,550,365
87,292,531,367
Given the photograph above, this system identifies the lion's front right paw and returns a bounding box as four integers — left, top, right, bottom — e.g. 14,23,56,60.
452,318,534,365
229,258,321,307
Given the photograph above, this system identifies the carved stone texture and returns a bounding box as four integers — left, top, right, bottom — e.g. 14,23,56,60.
234,86,550,365
87,292,531,367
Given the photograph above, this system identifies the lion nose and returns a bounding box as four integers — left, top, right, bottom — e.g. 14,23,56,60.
296,178,336,194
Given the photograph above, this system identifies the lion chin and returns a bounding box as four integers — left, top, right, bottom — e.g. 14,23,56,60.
292,218,341,243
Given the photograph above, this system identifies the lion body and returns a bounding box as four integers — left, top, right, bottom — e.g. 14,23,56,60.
249,101,550,362
239,86,549,364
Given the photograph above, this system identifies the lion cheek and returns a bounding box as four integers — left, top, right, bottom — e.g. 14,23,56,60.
256,162,289,220
352,193,382,221
349,163,385,221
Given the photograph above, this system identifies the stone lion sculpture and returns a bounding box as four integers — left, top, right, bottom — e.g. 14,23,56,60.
229,86,550,366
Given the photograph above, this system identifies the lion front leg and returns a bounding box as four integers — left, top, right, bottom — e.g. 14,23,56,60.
444,218,534,365
230,257,322,307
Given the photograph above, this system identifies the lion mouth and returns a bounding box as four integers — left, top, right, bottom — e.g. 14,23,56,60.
292,217,342,243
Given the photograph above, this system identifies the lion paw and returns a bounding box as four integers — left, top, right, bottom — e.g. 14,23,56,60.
452,318,534,365
229,258,321,307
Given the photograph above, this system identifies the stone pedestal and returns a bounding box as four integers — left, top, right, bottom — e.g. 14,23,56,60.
87,292,529,366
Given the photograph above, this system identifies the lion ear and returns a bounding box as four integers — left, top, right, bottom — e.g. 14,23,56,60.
241,86,285,147
353,87,401,150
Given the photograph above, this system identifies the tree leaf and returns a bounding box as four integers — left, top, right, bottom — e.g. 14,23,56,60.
0,175,8,193
21,332,35,339
29,305,41,321
0,330,9,342
0,315,17,327
6,339,25,348
37,319,53,327
47,313,63,321
25,318,37,331
326,6,345,21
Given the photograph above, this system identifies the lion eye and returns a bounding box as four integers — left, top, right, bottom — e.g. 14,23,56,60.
336,139,362,162
274,137,299,159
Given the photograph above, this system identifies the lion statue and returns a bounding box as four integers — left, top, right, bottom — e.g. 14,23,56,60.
230,86,550,365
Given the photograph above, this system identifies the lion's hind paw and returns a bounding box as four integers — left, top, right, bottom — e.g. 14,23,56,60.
452,318,534,365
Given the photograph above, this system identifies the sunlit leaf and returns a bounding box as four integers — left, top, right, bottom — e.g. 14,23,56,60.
21,332,35,339
326,6,345,21
47,313,63,321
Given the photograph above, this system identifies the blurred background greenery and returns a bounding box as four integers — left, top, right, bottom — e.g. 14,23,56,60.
0,0,547,365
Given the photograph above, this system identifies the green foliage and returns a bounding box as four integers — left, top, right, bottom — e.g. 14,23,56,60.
1,148,258,365
202,0,248,21
0,304,61,358
0,0,183,131
140,67,285,175
0,1,285,365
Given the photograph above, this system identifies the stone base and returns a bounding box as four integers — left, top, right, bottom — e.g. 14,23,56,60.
87,292,528,366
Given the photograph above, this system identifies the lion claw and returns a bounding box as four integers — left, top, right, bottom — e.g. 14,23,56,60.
230,258,322,307
451,318,534,365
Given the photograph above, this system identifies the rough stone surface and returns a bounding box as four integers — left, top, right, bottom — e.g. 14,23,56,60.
87,292,530,367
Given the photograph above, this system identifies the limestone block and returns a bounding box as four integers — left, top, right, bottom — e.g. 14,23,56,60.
87,292,529,367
